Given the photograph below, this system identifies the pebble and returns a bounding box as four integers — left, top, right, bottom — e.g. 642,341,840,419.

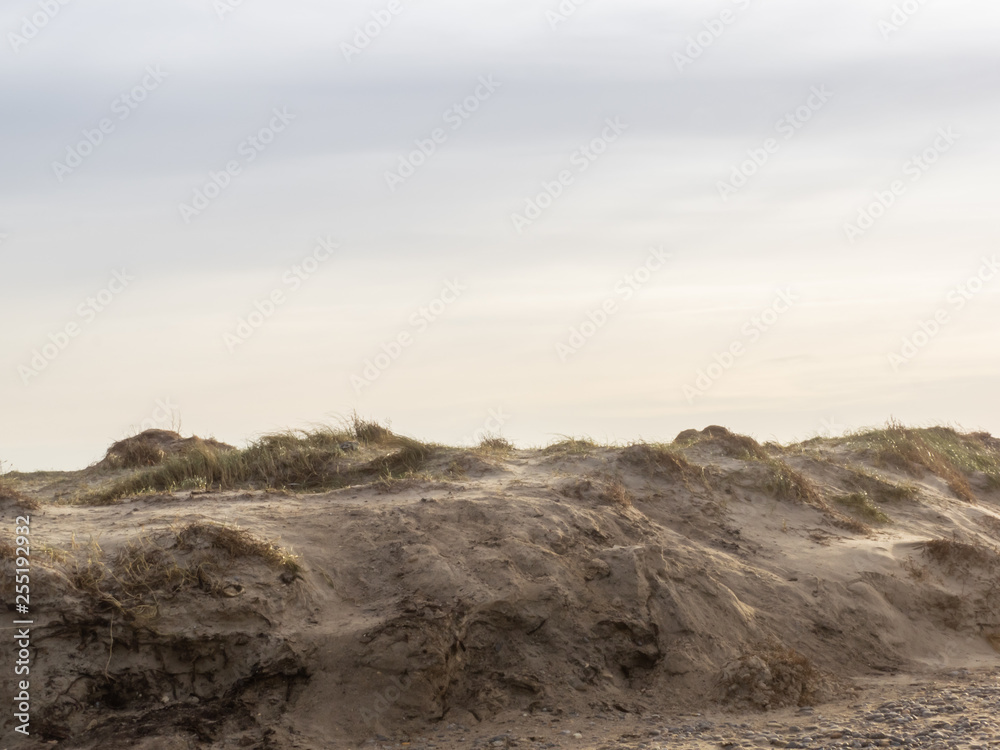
366,670,1000,750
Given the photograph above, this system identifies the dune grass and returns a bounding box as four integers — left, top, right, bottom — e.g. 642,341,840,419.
619,442,699,480
675,426,772,462
845,466,919,503
833,491,891,524
542,436,599,456
67,522,300,619
0,473,38,510
74,418,433,505
843,421,1000,502
475,434,514,454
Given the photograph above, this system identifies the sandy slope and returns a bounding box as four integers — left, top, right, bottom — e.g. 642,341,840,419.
2,427,1000,749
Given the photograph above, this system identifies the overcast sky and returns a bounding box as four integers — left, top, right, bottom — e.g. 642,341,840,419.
3,0,999,471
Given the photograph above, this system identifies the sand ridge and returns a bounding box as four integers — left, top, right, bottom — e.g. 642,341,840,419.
1,425,999,748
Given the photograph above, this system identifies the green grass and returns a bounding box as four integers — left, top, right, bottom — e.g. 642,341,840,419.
542,436,599,456
842,421,999,502
760,457,820,504
845,466,919,503
74,422,433,505
833,491,891,524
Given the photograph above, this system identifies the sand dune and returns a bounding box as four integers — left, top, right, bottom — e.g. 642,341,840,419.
2,423,999,749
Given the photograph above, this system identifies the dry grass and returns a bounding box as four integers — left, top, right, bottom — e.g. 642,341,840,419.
619,442,697,479
63,523,300,619
922,538,1000,569
845,466,919,503
103,434,166,469
601,477,634,508
543,437,599,456
833,492,891,524
677,426,771,462
74,421,433,505
844,421,997,502
0,538,16,560
720,643,828,709
177,522,301,573
476,434,514,454
349,412,393,445
0,474,39,510
558,475,634,508
760,458,821,505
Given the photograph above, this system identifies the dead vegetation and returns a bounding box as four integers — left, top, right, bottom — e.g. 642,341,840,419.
476,434,514,454
98,429,235,470
843,421,1000,503
833,491,892,525
62,523,300,620
719,643,832,710
675,425,771,461
0,472,39,510
921,537,1000,571
845,466,919,504
558,475,635,509
619,442,699,481
74,418,435,505
542,436,599,457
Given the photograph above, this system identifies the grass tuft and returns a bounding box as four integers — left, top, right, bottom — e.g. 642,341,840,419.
619,442,697,479
103,434,167,469
845,466,919,503
0,473,39,510
74,424,433,505
349,412,393,445
601,477,634,508
64,523,300,620
844,420,997,502
476,434,514,454
760,458,821,504
676,426,771,462
833,491,891,524
543,436,598,456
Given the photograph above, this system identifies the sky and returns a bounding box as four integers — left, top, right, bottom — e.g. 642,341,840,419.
2,0,999,471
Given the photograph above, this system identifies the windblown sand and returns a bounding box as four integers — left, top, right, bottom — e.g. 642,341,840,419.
2,427,999,749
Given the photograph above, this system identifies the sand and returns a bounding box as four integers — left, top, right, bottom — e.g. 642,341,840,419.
1,426,999,749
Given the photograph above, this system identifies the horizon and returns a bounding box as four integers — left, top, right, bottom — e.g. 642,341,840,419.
3,1,999,472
